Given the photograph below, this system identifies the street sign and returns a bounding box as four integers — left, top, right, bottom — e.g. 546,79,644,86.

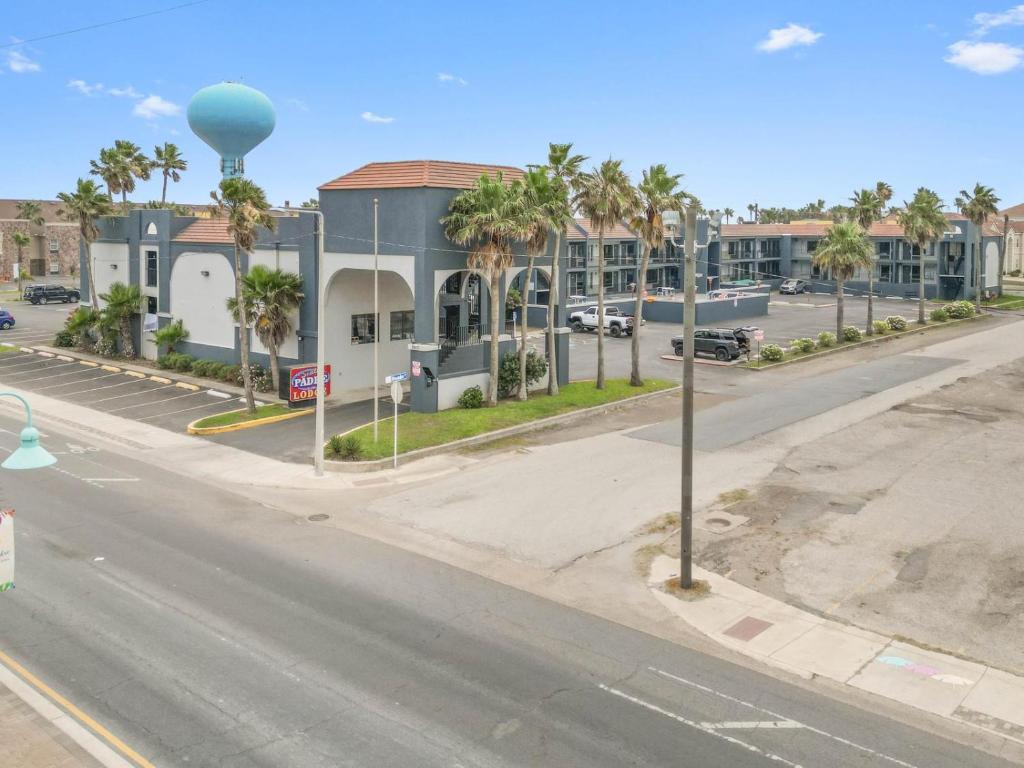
0,509,14,592
390,380,403,405
412,360,422,377
753,329,765,342
289,364,331,402
385,371,409,384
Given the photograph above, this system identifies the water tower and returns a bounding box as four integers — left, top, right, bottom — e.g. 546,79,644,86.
187,82,275,179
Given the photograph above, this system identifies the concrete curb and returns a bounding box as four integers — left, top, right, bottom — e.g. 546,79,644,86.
743,314,987,371
187,406,312,435
323,385,681,473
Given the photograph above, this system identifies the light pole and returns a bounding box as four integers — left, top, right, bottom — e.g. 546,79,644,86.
313,210,327,477
0,393,56,470
663,208,721,589
373,198,380,443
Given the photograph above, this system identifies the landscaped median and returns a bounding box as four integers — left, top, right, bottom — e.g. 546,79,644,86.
188,403,312,435
325,379,676,467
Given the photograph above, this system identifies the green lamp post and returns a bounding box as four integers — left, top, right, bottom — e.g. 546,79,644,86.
0,393,56,470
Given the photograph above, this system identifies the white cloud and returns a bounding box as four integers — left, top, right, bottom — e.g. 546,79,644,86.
945,40,1024,74
756,23,823,53
360,111,394,124
7,50,40,73
438,72,468,86
972,4,1024,36
68,79,104,95
287,97,309,111
133,94,181,119
108,85,141,98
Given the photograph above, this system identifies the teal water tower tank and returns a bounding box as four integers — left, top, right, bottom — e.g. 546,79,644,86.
187,82,275,179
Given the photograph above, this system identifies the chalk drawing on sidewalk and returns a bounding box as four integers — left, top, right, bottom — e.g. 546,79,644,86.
874,655,974,685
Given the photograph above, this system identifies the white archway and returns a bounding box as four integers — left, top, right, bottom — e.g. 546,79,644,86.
170,252,235,349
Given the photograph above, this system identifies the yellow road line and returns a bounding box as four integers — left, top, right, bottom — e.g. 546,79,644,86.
124,371,146,379
175,381,200,391
0,647,155,768
80,360,99,367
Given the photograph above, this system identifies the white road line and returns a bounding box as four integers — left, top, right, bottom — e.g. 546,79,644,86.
3,362,87,380
17,368,115,386
64,378,140,396
106,390,202,413
0,353,36,364
136,399,232,421
701,721,804,730
0,358,60,372
81,478,139,483
88,384,175,404
598,684,802,767
649,668,920,768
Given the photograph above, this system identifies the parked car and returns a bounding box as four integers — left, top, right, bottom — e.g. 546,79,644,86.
779,278,809,294
25,285,80,304
671,329,743,361
568,305,642,337
731,326,761,352
0,310,14,330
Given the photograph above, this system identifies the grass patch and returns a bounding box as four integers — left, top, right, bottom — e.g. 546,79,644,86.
984,294,1024,310
333,378,674,461
634,542,666,577
662,576,711,599
716,488,749,506
192,403,291,429
640,512,679,536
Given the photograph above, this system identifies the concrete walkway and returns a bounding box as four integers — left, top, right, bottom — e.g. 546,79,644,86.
648,555,1024,747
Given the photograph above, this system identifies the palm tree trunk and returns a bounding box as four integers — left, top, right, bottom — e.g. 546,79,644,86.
596,231,606,390
268,342,280,394
836,278,844,339
85,241,99,308
15,245,22,293
161,173,168,205
919,243,927,324
235,245,256,415
630,247,651,386
975,231,983,312
865,256,874,335
121,317,134,359
518,258,535,401
487,270,501,406
546,230,561,396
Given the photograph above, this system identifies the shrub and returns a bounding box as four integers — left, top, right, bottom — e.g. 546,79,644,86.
190,359,213,378
221,364,241,383
172,354,195,373
457,385,484,409
872,320,888,335
156,352,179,370
326,434,363,461
885,315,907,331
1011,269,1021,277
151,319,189,354
53,329,75,348
943,300,975,319
817,331,837,348
497,350,549,398
842,325,862,342
930,308,949,322
760,343,784,362
244,364,274,393
790,338,815,354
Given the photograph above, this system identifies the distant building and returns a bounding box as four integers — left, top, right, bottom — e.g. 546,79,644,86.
998,203,1024,275
0,200,79,280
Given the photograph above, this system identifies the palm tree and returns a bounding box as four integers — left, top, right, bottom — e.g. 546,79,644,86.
747,203,756,222
16,200,45,226
573,160,640,389
813,221,873,339
153,142,187,205
723,207,735,224
227,265,303,393
300,198,320,209
212,177,277,415
66,307,99,350
11,232,30,290
955,184,1000,311
850,188,883,334
57,178,113,308
90,146,126,203
540,143,585,397
91,141,151,210
875,181,893,213
152,318,189,354
99,282,142,358
629,165,685,386
442,172,525,406
899,188,947,322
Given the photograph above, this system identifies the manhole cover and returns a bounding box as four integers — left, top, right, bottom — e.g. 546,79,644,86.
307,514,329,522
706,518,732,529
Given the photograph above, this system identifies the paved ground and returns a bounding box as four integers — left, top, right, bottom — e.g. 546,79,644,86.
0,681,105,768
0,300,74,346
0,411,1014,768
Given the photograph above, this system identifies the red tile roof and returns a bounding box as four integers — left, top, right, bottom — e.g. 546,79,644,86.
567,217,637,239
1000,202,1024,219
722,219,962,239
319,160,525,191
172,219,234,244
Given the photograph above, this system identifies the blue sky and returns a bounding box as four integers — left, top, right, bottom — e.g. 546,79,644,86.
3,0,1024,214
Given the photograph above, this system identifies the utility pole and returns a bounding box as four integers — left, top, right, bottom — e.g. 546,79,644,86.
680,206,697,589
313,210,326,477
373,198,380,442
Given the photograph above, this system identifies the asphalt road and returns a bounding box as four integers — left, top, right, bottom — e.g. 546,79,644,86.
0,413,1014,767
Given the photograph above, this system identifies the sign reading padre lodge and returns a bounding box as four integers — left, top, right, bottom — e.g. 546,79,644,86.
289,364,332,403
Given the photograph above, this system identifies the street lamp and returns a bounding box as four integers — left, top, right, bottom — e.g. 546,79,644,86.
662,208,721,589
0,393,56,470
313,210,327,477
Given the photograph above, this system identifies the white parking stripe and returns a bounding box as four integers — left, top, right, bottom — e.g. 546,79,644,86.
136,399,237,421
3,362,85,379
88,384,175,404
0,358,60,372
33,373,124,391
16,367,115,385
65,378,140,396
106,390,203,413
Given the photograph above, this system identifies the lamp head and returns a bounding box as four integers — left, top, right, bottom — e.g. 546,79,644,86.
661,210,681,233
2,426,56,470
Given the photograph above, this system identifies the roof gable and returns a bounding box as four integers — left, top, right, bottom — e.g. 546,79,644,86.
319,160,525,191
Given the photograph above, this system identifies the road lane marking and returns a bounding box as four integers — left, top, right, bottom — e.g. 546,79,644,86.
0,648,155,768
598,684,802,767
649,668,920,768
137,399,236,421
106,390,202,413
701,721,804,730
88,384,176,404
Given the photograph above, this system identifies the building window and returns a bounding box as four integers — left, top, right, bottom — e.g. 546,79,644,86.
603,270,615,290
48,238,59,253
569,242,586,266
49,260,59,275
351,313,377,344
146,296,158,314
145,250,158,287
879,263,891,282
727,241,738,258
762,260,781,279
389,310,414,341
877,241,891,258
443,273,461,294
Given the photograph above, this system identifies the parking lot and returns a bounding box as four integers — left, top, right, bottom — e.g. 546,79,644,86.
0,300,73,347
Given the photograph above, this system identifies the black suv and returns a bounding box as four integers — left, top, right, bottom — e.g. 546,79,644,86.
25,285,80,304
672,329,742,361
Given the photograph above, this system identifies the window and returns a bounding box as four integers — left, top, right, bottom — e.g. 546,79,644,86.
389,310,414,341
443,273,461,294
807,240,819,254
603,270,615,290
48,238,59,253
146,296,158,314
145,250,158,287
49,260,59,275
569,242,586,266
351,313,377,344
727,241,738,258
877,241,892,258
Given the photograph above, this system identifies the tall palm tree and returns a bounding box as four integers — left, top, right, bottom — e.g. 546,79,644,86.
850,188,883,334
57,178,113,307
746,203,756,222
442,172,526,406
898,188,947,322
723,207,734,224
16,200,45,226
541,143,585,397
629,164,685,386
90,146,126,203
212,177,276,415
153,142,187,205
99,281,142,358
574,160,641,389
875,181,893,213
955,184,1000,311
227,265,304,393
12,232,30,290
91,141,152,210
813,221,873,339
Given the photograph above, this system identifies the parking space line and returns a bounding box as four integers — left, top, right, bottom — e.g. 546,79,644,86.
2,362,83,379
63,378,140,396
15,367,116,385
137,399,237,422
0,358,60,372
106,390,203,414
34,372,124,392
0,352,37,365
88,384,176,404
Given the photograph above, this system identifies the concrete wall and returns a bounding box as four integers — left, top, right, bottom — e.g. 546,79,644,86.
170,251,236,349
90,242,130,306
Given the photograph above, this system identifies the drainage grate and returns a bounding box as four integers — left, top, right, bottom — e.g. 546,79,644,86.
307,513,329,522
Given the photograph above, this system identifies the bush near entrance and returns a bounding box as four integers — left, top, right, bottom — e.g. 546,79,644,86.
760,344,784,362
886,315,908,331
943,300,975,319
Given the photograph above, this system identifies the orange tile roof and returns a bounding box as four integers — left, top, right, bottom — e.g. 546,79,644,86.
721,220,968,239
172,218,234,244
567,217,637,239
319,160,525,191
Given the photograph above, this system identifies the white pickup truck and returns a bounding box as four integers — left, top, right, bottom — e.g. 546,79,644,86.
568,305,642,337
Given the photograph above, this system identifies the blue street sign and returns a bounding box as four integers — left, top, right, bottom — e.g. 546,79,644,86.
385,372,409,384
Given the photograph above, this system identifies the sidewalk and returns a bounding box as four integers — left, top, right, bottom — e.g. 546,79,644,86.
648,556,1024,747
